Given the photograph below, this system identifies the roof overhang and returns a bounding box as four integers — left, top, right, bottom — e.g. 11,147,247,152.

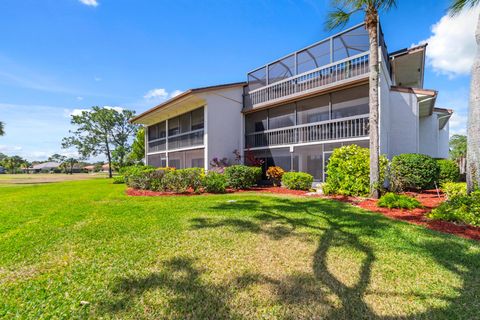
391,86,438,116
390,44,427,88
434,107,453,129
131,82,245,125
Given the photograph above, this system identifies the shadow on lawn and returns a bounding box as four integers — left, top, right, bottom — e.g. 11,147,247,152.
100,198,480,319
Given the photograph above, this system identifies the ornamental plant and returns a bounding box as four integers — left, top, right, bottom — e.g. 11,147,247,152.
390,154,440,191
203,171,227,193
377,192,421,210
437,159,460,184
323,145,388,196
282,172,313,190
224,165,261,190
266,166,285,186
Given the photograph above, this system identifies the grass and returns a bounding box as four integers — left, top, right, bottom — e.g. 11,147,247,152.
0,173,107,186
1,179,479,319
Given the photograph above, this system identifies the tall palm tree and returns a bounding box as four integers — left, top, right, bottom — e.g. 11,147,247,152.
0,121,4,136
326,0,397,198
450,0,480,193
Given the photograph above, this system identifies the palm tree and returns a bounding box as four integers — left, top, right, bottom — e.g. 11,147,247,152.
0,121,4,136
450,0,480,193
326,0,397,198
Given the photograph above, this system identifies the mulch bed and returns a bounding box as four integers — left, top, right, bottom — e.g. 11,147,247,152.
126,187,480,241
329,190,480,242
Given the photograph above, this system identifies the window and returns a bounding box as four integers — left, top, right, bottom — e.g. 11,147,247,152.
331,85,369,119
245,110,268,134
147,153,166,168
148,121,166,141
191,108,204,130
268,104,295,129
168,148,205,169
179,113,190,134
168,116,180,136
296,95,330,124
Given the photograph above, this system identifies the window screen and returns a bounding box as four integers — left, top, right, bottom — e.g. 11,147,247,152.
297,40,330,74
296,94,330,124
268,54,295,84
268,104,295,129
331,85,369,119
191,107,204,130
245,110,268,133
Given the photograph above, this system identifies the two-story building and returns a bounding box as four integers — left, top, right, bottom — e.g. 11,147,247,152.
131,23,452,182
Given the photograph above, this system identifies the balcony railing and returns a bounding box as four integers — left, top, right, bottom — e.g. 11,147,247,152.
245,114,369,148
147,129,204,154
247,52,369,108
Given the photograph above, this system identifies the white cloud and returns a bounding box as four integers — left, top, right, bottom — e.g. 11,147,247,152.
94,76,102,82
76,96,84,101
419,7,479,77
65,106,124,117
144,88,169,100
79,0,98,7
170,90,184,98
0,145,22,153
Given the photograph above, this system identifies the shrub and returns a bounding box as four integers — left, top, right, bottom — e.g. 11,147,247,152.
149,168,173,192
377,193,421,210
124,165,156,189
322,145,388,196
437,159,460,184
266,166,285,186
224,165,261,190
441,182,467,200
112,175,125,184
428,191,480,226
204,171,227,193
282,172,313,190
180,168,205,193
390,154,440,191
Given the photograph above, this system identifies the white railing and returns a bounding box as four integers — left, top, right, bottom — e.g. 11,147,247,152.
247,52,369,107
245,114,369,148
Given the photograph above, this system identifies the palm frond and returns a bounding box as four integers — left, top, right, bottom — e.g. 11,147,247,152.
450,0,479,16
325,8,354,30
0,121,4,136
377,0,397,11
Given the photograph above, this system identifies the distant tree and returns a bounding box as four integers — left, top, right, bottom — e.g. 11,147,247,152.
48,154,67,163
62,158,78,174
450,0,480,192
450,134,467,161
3,156,25,174
326,0,397,198
62,107,138,178
20,161,31,174
128,127,145,164
0,121,4,136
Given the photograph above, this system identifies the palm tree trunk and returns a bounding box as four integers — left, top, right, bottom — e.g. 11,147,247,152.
467,13,480,193
367,15,380,199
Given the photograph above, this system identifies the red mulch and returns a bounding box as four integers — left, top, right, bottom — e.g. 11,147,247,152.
329,190,480,242
126,187,480,241
125,186,308,197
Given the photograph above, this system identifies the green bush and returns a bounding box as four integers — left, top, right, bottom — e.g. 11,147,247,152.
390,154,440,191
437,159,460,184
282,172,313,190
377,192,421,209
428,191,480,226
224,165,261,190
204,171,227,193
322,145,388,196
180,168,205,193
124,165,156,190
149,168,173,192
112,175,125,184
441,182,467,200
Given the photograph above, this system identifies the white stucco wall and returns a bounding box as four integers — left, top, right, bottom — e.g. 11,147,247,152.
387,91,419,158
419,112,450,159
202,86,244,168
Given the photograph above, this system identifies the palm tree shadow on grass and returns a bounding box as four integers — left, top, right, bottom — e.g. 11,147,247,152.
99,198,480,319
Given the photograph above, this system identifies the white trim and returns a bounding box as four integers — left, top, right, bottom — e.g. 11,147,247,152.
244,137,369,151
203,105,208,170
146,150,168,156
166,145,206,154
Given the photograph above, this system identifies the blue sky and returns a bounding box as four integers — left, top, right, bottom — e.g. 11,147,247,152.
0,0,476,161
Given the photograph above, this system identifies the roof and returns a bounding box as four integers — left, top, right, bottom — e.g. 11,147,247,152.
31,162,60,170
391,86,438,117
390,86,437,96
389,43,428,58
131,82,246,123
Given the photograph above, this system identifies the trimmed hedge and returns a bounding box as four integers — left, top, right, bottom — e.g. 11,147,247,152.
437,159,460,184
322,145,388,196
282,172,313,190
224,165,262,190
377,192,421,209
204,171,227,193
390,154,440,191
112,175,125,184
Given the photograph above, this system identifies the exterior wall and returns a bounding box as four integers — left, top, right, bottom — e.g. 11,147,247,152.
379,53,392,156
419,112,450,159
202,86,244,168
387,91,419,158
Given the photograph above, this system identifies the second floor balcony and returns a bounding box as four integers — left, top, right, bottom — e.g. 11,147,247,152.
245,23,388,109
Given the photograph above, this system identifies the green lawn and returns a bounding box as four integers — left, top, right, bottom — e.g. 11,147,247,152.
1,179,479,319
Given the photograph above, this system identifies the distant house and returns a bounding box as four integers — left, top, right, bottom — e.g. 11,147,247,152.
28,162,61,173
83,164,111,173
83,165,95,173
0,166,5,174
